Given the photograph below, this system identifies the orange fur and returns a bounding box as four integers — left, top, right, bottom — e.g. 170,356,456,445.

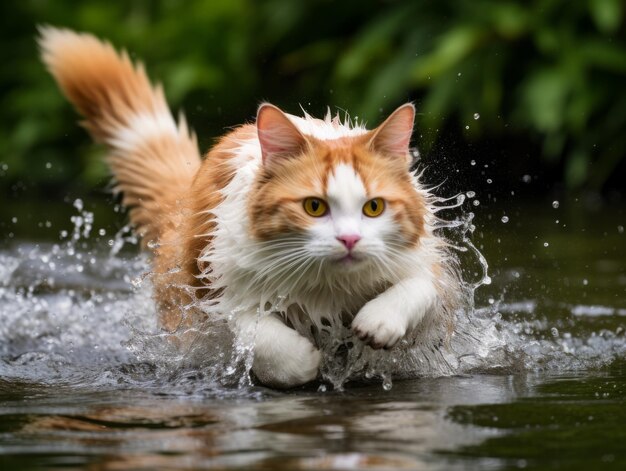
40,27,430,335
182,125,258,281
39,27,201,246
249,136,425,245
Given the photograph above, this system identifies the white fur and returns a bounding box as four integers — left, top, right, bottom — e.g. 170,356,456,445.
287,110,368,140
110,110,179,150
352,275,437,348
236,312,321,388
327,163,367,215
197,114,448,388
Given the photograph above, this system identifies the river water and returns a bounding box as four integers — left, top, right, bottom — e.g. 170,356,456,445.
0,196,624,470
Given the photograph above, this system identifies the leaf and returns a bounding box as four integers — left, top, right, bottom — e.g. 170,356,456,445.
335,6,411,81
412,26,486,84
579,40,626,74
589,0,623,34
520,68,570,133
489,2,529,38
565,148,589,188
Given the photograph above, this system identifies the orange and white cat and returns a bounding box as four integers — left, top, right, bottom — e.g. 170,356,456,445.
40,27,460,388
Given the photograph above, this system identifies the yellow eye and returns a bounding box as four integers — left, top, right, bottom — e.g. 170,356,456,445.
363,198,385,217
303,197,328,217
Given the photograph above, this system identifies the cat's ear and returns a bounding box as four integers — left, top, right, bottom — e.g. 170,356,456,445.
257,103,308,165
368,103,415,160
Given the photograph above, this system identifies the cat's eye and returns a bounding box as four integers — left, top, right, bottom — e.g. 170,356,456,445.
363,198,385,217
303,197,328,217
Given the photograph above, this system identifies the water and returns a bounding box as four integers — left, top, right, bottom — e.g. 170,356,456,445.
1,197,625,469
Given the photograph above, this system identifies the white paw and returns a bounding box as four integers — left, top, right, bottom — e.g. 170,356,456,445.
352,303,407,350
252,327,321,389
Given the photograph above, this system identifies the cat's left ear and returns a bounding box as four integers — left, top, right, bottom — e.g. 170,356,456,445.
257,103,309,166
368,103,415,161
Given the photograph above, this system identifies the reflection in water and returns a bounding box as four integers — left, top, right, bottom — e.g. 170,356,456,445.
5,370,622,470
4,377,523,470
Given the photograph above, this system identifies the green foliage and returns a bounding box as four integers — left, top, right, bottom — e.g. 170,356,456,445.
0,0,624,193
329,1,626,189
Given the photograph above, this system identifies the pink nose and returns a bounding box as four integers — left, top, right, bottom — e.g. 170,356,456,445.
337,234,361,251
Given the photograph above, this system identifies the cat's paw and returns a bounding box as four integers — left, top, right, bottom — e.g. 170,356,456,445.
252,328,321,389
352,303,407,350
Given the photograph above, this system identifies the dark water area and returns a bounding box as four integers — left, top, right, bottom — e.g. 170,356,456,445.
0,196,624,470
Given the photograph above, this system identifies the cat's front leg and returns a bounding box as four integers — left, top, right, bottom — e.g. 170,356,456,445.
236,311,321,389
352,275,437,349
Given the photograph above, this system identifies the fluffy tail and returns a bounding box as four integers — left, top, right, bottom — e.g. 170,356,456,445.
38,26,201,244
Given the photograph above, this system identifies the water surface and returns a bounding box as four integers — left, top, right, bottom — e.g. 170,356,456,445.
0,197,624,470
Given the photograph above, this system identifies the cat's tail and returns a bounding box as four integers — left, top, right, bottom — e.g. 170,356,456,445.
38,26,201,245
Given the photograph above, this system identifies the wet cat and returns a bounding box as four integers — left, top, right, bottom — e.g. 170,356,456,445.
40,27,461,388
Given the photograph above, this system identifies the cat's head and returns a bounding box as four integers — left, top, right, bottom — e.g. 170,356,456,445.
248,103,427,280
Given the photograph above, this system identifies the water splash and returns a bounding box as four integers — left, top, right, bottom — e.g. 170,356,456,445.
0,199,623,394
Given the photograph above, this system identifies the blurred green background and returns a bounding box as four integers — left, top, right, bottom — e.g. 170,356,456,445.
1,0,625,237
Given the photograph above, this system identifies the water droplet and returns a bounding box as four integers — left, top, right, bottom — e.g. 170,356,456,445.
473,113,480,120
551,327,559,337
501,216,509,223
583,279,589,286
73,198,83,211
473,200,480,206
552,200,560,209
317,384,327,392
543,242,549,247
382,376,393,391
618,225,624,234
470,160,476,166
11,217,17,223
522,175,532,183
457,72,462,77
45,162,52,169
465,125,469,130
483,276,492,285
466,191,476,198
487,178,492,184
98,228,106,236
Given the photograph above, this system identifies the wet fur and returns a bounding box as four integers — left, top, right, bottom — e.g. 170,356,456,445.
40,27,461,388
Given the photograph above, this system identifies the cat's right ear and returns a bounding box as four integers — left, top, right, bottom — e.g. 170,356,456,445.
257,104,308,165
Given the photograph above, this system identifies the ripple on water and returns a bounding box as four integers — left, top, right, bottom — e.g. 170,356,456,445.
0,198,624,393
0,240,623,394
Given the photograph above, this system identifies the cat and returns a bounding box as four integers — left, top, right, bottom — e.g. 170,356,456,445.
39,27,461,389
